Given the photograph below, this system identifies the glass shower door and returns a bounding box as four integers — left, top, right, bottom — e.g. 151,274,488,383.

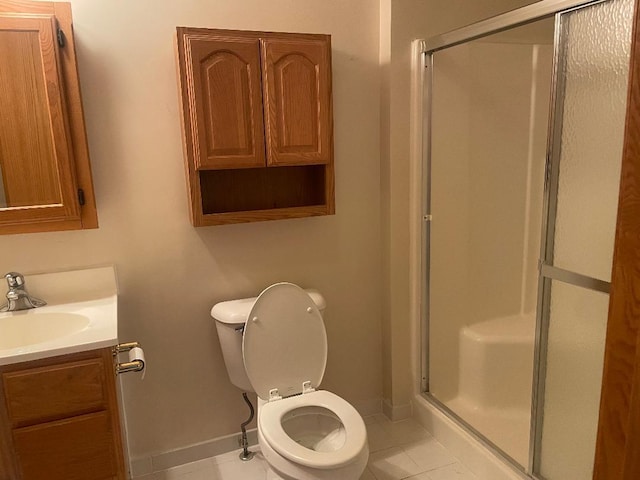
428,18,554,467
423,0,634,476
533,0,634,478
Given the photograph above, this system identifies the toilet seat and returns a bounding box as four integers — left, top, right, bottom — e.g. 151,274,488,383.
243,282,327,400
244,283,368,475
259,390,367,469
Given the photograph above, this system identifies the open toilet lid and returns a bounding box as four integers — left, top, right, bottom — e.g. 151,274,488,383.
243,283,327,401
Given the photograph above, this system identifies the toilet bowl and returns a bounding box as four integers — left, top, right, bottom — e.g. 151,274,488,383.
212,283,369,480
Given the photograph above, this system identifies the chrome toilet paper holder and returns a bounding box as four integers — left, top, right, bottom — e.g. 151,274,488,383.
113,341,145,375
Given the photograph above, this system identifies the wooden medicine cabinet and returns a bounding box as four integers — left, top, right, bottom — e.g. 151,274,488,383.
0,0,97,235
175,28,335,226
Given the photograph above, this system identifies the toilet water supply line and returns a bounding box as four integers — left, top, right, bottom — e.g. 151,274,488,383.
239,392,256,461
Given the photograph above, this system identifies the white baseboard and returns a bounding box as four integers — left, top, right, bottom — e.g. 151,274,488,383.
412,394,527,480
130,428,258,478
382,398,413,421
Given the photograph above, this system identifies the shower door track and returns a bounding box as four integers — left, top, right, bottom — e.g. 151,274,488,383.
420,0,605,53
418,0,614,478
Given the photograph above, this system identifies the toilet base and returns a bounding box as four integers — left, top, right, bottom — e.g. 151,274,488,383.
258,428,368,480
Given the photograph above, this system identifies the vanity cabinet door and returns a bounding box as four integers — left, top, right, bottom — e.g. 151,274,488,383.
261,36,332,166
3,358,106,427
12,411,118,480
177,32,266,170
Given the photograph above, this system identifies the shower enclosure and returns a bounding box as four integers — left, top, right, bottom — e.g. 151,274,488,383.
418,0,634,478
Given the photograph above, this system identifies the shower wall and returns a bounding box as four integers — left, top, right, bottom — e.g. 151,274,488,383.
430,41,551,401
467,42,550,321
429,39,552,464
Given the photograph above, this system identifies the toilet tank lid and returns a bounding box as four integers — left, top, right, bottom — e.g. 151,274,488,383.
211,288,326,325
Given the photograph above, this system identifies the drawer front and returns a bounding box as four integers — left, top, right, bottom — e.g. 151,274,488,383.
13,410,117,480
3,358,107,427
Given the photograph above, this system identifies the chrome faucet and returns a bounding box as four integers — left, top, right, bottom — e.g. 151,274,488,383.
0,272,46,312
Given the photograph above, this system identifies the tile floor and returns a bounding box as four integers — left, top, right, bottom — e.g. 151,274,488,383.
136,414,476,480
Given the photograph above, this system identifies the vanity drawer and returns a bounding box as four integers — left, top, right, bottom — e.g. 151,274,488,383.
2,358,107,427
12,410,118,480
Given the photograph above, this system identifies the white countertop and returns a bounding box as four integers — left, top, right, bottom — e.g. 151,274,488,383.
0,266,118,366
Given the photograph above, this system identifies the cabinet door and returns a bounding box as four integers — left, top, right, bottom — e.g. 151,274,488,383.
12,411,118,480
261,36,333,166
3,358,106,427
177,31,266,170
0,348,126,480
0,13,81,225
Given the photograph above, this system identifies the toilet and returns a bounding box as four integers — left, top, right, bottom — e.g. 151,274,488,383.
211,282,369,480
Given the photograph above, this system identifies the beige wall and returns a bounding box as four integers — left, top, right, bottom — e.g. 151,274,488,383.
0,0,383,459
383,0,541,410
379,0,394,404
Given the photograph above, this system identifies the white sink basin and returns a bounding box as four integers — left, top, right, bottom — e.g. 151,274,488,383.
0,312,91,350
0,266,118,366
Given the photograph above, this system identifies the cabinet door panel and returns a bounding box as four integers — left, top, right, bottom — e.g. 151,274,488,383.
179,32,265,170
3,358,106,427
262,37,332,166
0,13,80,224
13,411,117,480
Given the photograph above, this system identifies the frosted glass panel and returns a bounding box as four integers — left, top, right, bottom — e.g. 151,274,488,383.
552,0,633,282
539,281,610,480
538,1,633,477
428,20,553,467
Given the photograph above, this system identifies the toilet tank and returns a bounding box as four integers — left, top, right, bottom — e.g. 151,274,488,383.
211,289,326,392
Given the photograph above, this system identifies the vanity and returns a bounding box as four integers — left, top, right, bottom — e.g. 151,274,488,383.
0,267,133,480
0,349,126,480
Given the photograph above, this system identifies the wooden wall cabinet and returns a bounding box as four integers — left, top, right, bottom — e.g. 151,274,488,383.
0,349,126,480
176,28,335,226
0,0,98,235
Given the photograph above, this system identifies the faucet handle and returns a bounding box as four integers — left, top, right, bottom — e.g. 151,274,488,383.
5,272,25,288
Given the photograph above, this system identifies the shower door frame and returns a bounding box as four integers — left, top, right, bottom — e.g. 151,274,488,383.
417,0,620,477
